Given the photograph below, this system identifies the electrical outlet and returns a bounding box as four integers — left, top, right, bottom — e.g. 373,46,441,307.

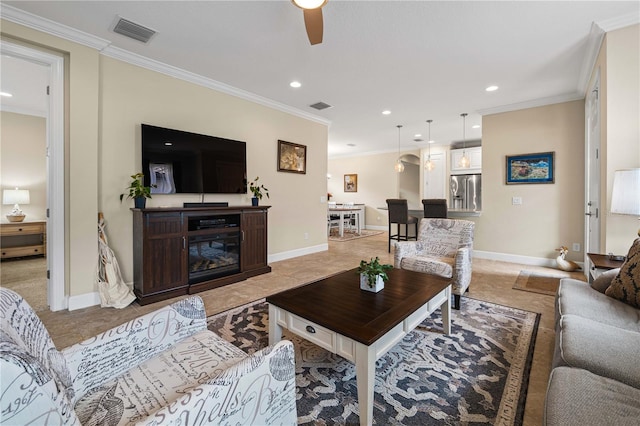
572,243,580,252
512,197,522,205
320,195,327,203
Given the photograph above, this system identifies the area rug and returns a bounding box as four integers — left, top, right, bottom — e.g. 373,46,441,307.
208,297,539,425
0,257,48,312
328,229,384,242
512,270,568,296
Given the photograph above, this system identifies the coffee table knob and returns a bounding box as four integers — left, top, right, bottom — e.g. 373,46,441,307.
306,325,316,334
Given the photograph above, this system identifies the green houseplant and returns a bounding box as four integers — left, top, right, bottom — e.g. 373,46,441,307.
120,173,156,208
249,176,269,206
357,257,392,292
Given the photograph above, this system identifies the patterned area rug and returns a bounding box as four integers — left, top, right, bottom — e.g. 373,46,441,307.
512,270,569,296
328,229,384,242
208,297,539,425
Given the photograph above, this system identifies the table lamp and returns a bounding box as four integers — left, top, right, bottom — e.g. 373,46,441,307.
3,187,30,222
610,168,640,237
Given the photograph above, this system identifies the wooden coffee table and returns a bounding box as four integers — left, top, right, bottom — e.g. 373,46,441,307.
267,268,451,426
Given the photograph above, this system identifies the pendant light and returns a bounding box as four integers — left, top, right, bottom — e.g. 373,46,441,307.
458,113,470,168
394,125,405,173
424,119,435,171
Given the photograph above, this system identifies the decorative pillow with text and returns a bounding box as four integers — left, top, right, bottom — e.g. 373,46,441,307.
605,238,640,308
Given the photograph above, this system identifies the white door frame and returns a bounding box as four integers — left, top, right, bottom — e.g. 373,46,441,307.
1,41,66,311
584,69,601,281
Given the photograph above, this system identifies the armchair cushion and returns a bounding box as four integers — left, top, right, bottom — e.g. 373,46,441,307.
74,329,247,424
605,238,640,308
400,255,453,278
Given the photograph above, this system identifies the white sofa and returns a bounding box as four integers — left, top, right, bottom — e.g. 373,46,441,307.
0,288,297,425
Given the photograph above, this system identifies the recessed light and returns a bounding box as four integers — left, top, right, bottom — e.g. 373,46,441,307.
0,92,13,97
472,125,480,129
382,110,391,115
414,134,422,138
290,81,301,88
164,142,173,146
347,143,356,147
428,140,435,144
485,85,498,92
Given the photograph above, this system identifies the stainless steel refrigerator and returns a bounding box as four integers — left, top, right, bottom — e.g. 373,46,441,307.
450,174,482,211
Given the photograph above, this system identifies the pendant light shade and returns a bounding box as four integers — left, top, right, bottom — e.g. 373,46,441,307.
424,119,435,171
458,113,470,168
395,125,405,173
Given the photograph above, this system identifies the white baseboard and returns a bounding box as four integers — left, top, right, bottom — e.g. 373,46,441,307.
364,225,387,231
473,249,584,269
269,243,328,263
67,291,101,311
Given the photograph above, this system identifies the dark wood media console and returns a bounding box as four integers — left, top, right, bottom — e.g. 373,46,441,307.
132,206,271,305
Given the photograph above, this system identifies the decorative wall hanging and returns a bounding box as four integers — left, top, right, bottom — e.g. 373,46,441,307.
278,140,307,174
344,174,358,192
506,152,555,184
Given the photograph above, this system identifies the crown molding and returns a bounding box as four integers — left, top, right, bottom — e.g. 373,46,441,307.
1,4,331,127
477,92,584,116
101,45,331,126
576,22,605,97
0,4,111,50
596,11,640,32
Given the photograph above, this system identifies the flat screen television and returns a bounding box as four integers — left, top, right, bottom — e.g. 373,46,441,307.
141,124,247,194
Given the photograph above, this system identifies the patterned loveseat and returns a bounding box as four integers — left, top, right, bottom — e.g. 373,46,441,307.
0,288,297,425
394,218,475,309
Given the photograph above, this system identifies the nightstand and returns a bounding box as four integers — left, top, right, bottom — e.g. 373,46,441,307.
0,221,46,259
586,252,624,282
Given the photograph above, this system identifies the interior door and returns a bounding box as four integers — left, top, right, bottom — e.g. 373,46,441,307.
585,70,601,280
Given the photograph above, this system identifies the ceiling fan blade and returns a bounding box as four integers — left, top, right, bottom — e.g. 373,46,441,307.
303,8,323,45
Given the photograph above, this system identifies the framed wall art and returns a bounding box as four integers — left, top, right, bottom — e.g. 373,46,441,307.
344,174,358,192
277,140,307,174
506,151,555,184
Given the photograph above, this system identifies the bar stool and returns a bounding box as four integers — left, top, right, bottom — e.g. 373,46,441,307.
422,199,448,218
386,199,418,252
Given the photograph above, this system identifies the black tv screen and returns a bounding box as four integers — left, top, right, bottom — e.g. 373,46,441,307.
141,124,247,194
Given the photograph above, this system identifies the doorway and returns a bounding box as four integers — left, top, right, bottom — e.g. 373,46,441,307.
1,41,65,310
584,69,601,279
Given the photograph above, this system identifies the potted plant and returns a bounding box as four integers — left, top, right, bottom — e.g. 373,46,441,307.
249,176,269,206
357,256,392,293
120,173,156,209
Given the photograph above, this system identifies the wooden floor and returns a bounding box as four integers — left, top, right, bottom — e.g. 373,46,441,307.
27,232,585,426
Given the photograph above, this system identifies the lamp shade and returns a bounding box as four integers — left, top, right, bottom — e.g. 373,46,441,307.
611,169,640,215
2,188,30,205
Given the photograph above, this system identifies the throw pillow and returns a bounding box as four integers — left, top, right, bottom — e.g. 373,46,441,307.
605,238,640,307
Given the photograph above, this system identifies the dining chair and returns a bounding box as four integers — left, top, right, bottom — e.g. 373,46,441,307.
386,199,418,252
422,199,448,218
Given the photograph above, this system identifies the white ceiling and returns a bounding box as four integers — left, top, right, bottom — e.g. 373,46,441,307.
1,1,638,157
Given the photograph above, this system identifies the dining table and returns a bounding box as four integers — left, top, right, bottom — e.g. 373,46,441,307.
328,207,362,237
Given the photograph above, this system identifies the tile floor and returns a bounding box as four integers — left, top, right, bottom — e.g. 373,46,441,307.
37,232,585,425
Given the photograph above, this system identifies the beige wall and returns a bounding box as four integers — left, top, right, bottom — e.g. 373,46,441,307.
99,57,328,280
2,19,327,303
603,24,640,254
479,101,585,262
0,112,47,221
328,150,420,229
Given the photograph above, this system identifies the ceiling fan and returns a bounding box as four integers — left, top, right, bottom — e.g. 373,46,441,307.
292,0,328,45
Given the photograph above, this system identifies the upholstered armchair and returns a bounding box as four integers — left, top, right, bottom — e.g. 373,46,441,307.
394,218,475,309
0,288,297,425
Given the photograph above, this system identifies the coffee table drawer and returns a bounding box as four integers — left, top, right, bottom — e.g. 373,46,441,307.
288,313,335,352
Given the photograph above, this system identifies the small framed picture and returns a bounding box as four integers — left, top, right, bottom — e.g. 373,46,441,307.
277,140,307,174
344,174,358,192
506,152,555,184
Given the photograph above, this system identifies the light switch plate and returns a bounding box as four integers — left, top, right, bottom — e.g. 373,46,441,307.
512,197,522,205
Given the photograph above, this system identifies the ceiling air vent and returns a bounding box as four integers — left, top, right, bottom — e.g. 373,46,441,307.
309,102,332,111
112,17,156,43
